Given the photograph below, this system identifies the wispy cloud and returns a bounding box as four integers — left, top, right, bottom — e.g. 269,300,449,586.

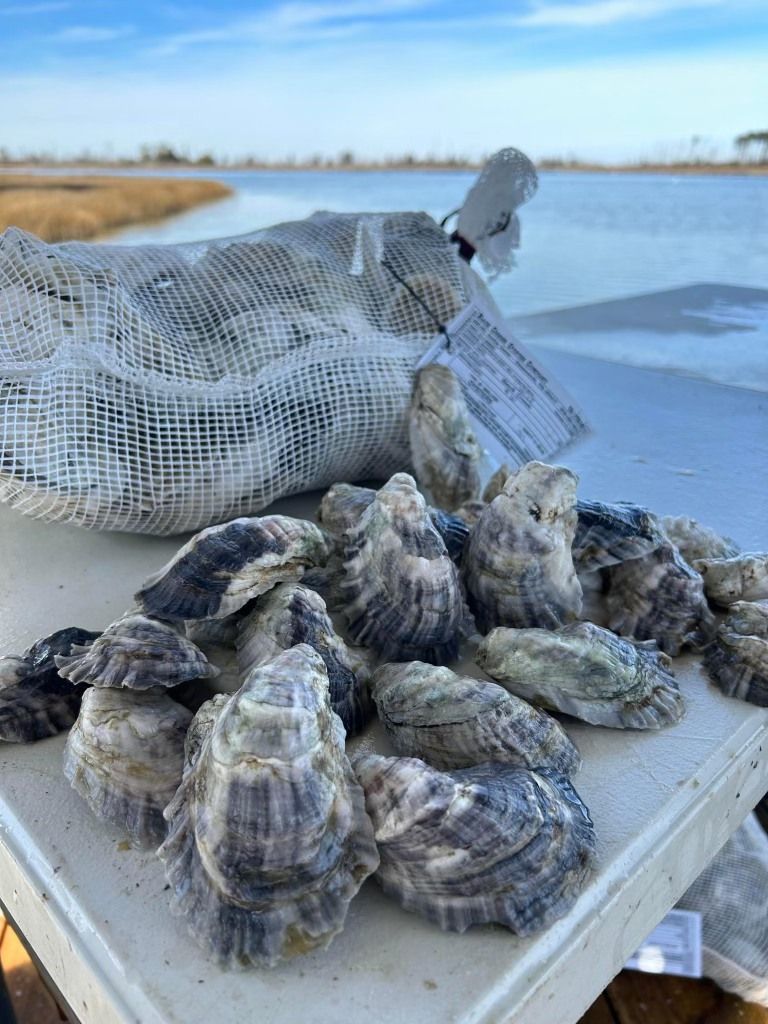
53,25,134,43
1,1,69,13
514,0,724,29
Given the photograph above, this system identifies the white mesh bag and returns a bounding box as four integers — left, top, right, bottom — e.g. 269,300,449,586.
0,150,537,535
677,812,768,1006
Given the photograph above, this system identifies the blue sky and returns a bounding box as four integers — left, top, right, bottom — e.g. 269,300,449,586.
1,0,766,161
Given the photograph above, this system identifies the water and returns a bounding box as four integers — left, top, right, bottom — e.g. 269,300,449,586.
109,168,768,389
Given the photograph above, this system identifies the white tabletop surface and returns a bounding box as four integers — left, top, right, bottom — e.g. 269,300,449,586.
0,343,767,1024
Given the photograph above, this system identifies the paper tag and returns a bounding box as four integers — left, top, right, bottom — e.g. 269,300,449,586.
417,300,589,469
625,910,702,978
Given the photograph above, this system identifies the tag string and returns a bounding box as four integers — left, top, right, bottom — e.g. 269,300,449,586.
380,259,453,350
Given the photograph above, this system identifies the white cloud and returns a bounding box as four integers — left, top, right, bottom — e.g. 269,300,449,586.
515,0,724,28
53,25,134,43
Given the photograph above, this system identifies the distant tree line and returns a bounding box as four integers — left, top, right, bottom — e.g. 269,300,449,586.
734,132,768,163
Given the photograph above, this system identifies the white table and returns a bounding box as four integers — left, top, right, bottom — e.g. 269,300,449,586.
0,342,766,1024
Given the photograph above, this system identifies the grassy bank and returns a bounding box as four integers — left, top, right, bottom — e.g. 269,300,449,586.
0,175,232,242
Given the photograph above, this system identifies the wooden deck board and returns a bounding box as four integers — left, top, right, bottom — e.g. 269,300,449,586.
0,914,67,1023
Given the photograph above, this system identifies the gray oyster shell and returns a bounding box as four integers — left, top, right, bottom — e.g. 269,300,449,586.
476,622,683,729
341,473,466,664
693,553,768,607
463,461,582,633
409,364,482,511
184,613,248,696
703,601,768,706
0,626,100,743
157,645,379,968
661,515,740,563
428,508,471,563
481,463,511,503
183,692,231,773
237,582,372,736
606,542,715,655
354,754,595,937
135,515,329,621
453,499,487,527
63,687,192,847
371,661,581,774
55,612,218,690
573,499,665,572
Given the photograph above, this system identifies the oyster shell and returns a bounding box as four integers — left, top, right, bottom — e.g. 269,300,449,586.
428,508,471,563
341,473,466,664
661,515,740,563
482,463,511,503
55,612,218,690
693,553,768,607
453,498,487,527
354,754,595,936
409,364,482,510
237,582,372,736
371,661,581,774
183,692,231,773
135,515,329,621
573,499,665,572
63,687,192,847
703,601,768,706
158,645,379,968
605,543,715,655
476,622,683,729
0,626,100,743
462,461,582,633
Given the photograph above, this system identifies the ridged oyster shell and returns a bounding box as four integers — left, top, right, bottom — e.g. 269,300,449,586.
693,554,768,607
136,515,329,621
354,754,595,936
237,582,372,736
341,473,466,663
703,601,768,706
605,542,714,655
55,612,217,690
371,661,581,774
463,461,582,633
409,364,482,511
481,463,511,504
63,687,192,846
573,499,665,572
0,626,100,743
157,645,379,968
476,622,683,729
661,515,740,563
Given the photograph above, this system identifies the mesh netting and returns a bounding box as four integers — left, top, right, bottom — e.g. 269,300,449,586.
0,210,495,535
677,812,768,1006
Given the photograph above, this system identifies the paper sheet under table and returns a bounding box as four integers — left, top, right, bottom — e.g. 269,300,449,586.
0,349,766,1024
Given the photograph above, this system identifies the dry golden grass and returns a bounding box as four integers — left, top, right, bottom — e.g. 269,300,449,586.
0,174,232,242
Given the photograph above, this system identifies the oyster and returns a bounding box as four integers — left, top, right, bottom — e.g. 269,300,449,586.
371,661,581,774
573,499,665,572
661,515,740,563
409,364,482,510
55,612,217,690
63,688,192,847
605,543,715,655
428,508,471,563
463,461,582,633
482,463,511,503
135,515,329,621
453,499,487,527
0,626,100,743
158,645,379,968
237,583,372,736
341,473,466,663
476,622,683,729
703,601,768,706
354,754,595,936
182,692,231,773
693,553,768,607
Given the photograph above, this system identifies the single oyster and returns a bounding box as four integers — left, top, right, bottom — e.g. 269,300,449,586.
661,515,740,563
371,661,581,774
693,554,768,607
355,754,595,936
573,499,665,572
703,601,768,706
476,622,683,729
463,461,582,633
409,364,482,510
135,515,329,621
606,543,715,655
482,463,512,503
341,473,466,664
158,645,379,968
63,688,192,847
237,583,372,736
55,612,217,690
0,627,100,743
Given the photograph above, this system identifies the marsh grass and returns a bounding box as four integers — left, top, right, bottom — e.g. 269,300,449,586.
0,174,232,242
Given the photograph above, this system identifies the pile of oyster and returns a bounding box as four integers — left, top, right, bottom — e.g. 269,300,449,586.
0,363,766,969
